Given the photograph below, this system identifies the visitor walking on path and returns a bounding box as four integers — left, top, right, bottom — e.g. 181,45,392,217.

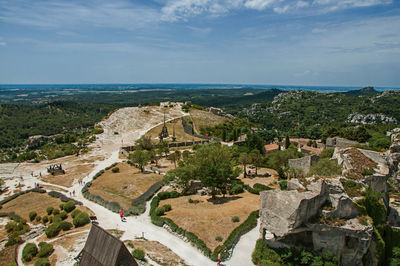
120,209,124,221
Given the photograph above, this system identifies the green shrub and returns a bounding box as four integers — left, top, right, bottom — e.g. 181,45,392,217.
362,167,375,176
59,211,68,220
230,184,244,195
132,248,145,260
73,212,90,227
42,216,48,224
364,188,387,226
63,200,76,213
155,207,165,216
157,191,179,200
49,216,53,223
8,212,22,222
162,204,172,212
307,158,342,177
52,209,60,215
58,221,73,231
59,204,64,210
232,216,240,223
342,179,364,198
188,198,194,203
215,236,223,242
52,215,62,224
35,216,42,222
127,242,134,248
279,180,288,190
45,223,61,238
320,148,334,159
112,167,120,173
373,227,385,264
46,207,54,215
252,239,281,265
22,243,38,262
253,183,272,192
38,242,54,257
34,258,50,266
29,211,37,221
71,209,81,218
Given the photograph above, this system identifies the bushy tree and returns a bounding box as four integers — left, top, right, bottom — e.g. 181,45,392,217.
165,144,240,199
129,150,151,172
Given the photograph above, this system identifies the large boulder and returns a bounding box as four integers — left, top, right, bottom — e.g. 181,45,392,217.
260,178,359,238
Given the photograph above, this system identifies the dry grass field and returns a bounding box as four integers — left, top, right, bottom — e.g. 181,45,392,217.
1,192,93,222
0,244,16,266
189,109,227,134
126,240,189,266
144,118,203,143
88,162,163,209
159,192,259,250
42,163,95,187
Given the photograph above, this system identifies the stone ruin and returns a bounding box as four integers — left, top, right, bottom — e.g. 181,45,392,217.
47,164,65,175
288,154,320,174
259,178,374,265
385,128,400,226
326,137,359,149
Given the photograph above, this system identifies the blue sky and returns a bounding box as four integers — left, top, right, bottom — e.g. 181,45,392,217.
0,0,399,86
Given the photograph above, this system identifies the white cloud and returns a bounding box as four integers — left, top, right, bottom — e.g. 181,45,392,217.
0,42,6,46
244,0,277,10
0,0,394,28
0,0,159,30
312,0,392,12
296,1,309,7
274,5,290,14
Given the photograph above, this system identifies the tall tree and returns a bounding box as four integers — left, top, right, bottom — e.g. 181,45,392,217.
165,144,240,199
168,150,181,168
129,150,150,172
239,153,249,178
249,149,263,176
285,135,290,150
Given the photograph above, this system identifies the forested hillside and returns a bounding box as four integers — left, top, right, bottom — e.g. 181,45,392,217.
0,101,116,148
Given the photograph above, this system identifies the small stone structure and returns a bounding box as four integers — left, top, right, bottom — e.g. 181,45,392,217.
259,178,373,265
47,164,65,175
288,154,320,173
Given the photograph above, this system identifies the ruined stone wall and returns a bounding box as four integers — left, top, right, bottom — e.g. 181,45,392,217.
288,154,320,173
326,137,359,148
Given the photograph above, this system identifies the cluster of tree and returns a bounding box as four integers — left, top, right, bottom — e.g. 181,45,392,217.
129,136,190,172
238,89,399,150
0,101,116,148
199,118,255,142
165,144,241,199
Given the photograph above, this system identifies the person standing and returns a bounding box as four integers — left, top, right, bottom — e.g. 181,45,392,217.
120,209,124,221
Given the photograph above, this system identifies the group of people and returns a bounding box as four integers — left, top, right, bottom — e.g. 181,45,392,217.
78,180,85,185
69,190,76,197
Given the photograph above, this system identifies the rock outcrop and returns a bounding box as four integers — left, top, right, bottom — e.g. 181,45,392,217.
259,178,372,265
25,135,53,151
347,113,397,124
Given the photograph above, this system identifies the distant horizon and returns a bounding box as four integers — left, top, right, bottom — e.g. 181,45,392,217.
1,83,399,92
